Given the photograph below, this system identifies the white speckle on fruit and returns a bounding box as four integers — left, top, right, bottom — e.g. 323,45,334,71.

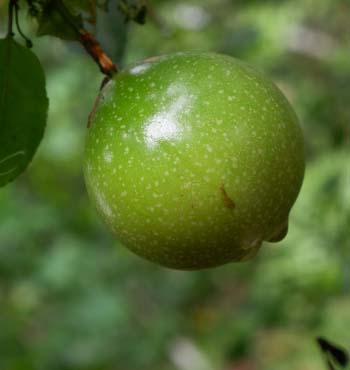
104,150,114,163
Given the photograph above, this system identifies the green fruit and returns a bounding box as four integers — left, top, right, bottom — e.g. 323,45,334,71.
83,52,305,270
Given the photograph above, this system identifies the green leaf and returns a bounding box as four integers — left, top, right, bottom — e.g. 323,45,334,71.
69,0,92,12
32,0,107,40
117,0,148,24
0,37,48,187
36,1,83,40
33,0,113,39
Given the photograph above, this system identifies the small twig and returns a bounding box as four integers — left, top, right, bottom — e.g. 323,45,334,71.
14,2,33,47
7,0,17,37
53,0,117,77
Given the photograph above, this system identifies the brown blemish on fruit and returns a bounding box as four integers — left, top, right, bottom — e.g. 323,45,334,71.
219,184,235,209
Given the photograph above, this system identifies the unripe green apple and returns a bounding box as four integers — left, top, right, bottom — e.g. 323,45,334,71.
83,52,305,270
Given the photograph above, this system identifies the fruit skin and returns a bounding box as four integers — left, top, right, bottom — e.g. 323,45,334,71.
83,52,305,270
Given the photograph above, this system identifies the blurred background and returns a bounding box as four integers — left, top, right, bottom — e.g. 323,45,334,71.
0,0,349,369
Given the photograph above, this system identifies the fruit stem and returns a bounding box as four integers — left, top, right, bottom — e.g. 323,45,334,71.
53,0,118,77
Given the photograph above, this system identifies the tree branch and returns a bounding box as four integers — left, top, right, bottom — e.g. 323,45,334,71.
53,0,117,77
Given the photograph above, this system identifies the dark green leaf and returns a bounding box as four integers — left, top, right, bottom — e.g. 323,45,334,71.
36,1,83,40
117,0,148,24
0,37,48,187
97,0,111,11
65,0,99,23
317,337,349,368
69,0,92,12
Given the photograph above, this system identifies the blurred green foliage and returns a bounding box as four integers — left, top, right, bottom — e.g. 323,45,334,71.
0,0,349,369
